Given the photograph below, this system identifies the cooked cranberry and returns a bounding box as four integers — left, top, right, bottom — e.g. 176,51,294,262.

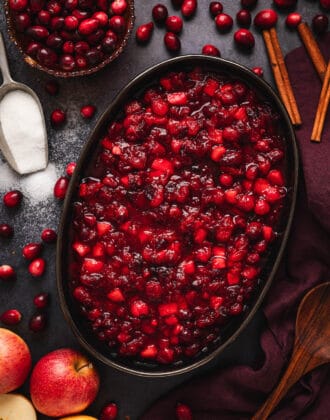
285,12,302,28
152,4,168,24
0,309,22,325
81,105,96,119
9,0,28,11
41,228,57,243
209,1,223,16
51,109,66,127
236,9,251,27
252,66,264,77
181,0,197,18
320,0,330,10
312,14,329,34
241,0,257,8
111,0,128,15
22,242,43,260
14,13,31,32
164,32,181,52
100,402,118,420
234,29,255,49
33,292,50,309
3,190,22,208
0,223,14,238
136,22,154,43
45,80,59,95
273,0,297,8
254,9,278,29
109,15,126,34
215,13,233,32
176,403,193,420
54,176,69,199
29,313,47,332
202,44,221,57
165,15,183,33
0,265,16,281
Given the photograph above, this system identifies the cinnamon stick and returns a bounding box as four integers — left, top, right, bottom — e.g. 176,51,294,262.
262,30,299,126
297,22,327,81
311,61,330,142
269,27,302,126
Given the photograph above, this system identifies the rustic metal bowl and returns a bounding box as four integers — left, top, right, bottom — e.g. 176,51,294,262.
4,0,134,78
57,55,299,376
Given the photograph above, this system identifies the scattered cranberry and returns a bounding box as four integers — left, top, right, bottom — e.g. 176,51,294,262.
254,9,278,30
80,105,96,119
51,109,66,127
41,228,57,243
0,309,22,325
0,223,14,238
54,176,69,199
215,13,233,32
9,0,28,11
209,1,223,17
152,4,168,24
202,44,221,57
28,258,46,277
45,80,59,95
273,0,297,8
164,32,181,52
240,0,258,8
176,403,193,420
165,16,183,33
3,190,23,208
252,66,264,77
312,14,329,35
236,9,252,27
29,313,47,332
22,242,43,260
181,0,197,18
66,162,77,177
100,402,118,420
0,265,16,281
320,0,330,11
285,12,302,29
234,29,255,49
33,293,49,309
136,22,154,43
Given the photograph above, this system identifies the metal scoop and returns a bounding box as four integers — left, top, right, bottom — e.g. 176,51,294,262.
0,32,48,175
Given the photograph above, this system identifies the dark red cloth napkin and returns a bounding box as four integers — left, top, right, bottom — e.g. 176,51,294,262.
142,34,330,420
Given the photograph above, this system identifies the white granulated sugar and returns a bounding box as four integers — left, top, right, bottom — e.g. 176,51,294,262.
0,162,58,203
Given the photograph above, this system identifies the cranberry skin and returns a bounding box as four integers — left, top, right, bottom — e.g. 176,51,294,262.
202,44,221,57
28,258,46,277
136,22,154,43
111,0,128,15
273,0,297,8
252,66,264,77
320,0,330,11
81,105,96,119
0,223,14,238
22,242,43,260
33,293,49,309
234,29,255,49
9,0,28,11
3,190,23,208
41,228,57,243
14,13,31,32
100,402,118,420
215,13,233,32
164,32,181,52
54,176,69,199
236,9,251,27
176,403,193,420
181,0,197,18
241,0,257,8
29,313,47,332
209,1,223,17
102,33,118,53
45,80,59,95
165,16,183,33
109,15,126,34
0,265,16,281
312,14,329,35
284,12,302,29
51,109,66,126
0,309,22,325
152,4,168,24
254,9,278,30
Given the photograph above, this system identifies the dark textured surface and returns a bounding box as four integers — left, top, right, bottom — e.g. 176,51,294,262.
0,1,322,419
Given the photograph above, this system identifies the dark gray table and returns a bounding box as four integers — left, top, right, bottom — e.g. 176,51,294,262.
0,1,324,419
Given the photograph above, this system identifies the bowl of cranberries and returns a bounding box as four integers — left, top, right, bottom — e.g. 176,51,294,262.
57,55,298,376
5,0,134,77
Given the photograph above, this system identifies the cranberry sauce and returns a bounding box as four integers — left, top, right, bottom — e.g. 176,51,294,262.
69,68,287,364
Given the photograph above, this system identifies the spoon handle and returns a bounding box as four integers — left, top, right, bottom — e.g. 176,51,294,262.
252,346,324,420
0,33,13,85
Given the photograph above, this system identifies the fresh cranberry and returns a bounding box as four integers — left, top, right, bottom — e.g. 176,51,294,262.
176,403,193,420
136,22,154,43
62,40,74,54
14,13,31,32
252,66,264,77
109,15,126,34
236,9,251,27
65,0,78,10
202,44,221,57
64,15,79,31
3,190,23,208
111,0,128,15
254,9,278,30
28,258,46,277
54,176,69,199
215,13,233,32
45,80,59,95
0,223,14,238
209,1,223,16
29,313,47,332
41,228,57,243
0,309,22,325
240,0,257,8
66,162,77,176
9,0,28,11
165,16,183,33
33,293,49,309
312,14,329,34
27,25,49,40
38,10,51,25
320,0,330,10
100,402,118,420
80,105,96,119
0,265,16,281
273,0,297,8
22,242,43,260
234,29,255,49
102,32,118,53
285,12,302,29
51,109,66,127
152,4,168,24
181,0,197,18
164,32,181,52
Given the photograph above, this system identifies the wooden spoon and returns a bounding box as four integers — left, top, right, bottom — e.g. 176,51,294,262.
253,282,330,420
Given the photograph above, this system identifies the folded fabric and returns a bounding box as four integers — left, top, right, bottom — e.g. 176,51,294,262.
142,33,330,420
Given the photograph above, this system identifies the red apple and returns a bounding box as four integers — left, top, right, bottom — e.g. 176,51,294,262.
30,348,100,417
0,328,32,394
